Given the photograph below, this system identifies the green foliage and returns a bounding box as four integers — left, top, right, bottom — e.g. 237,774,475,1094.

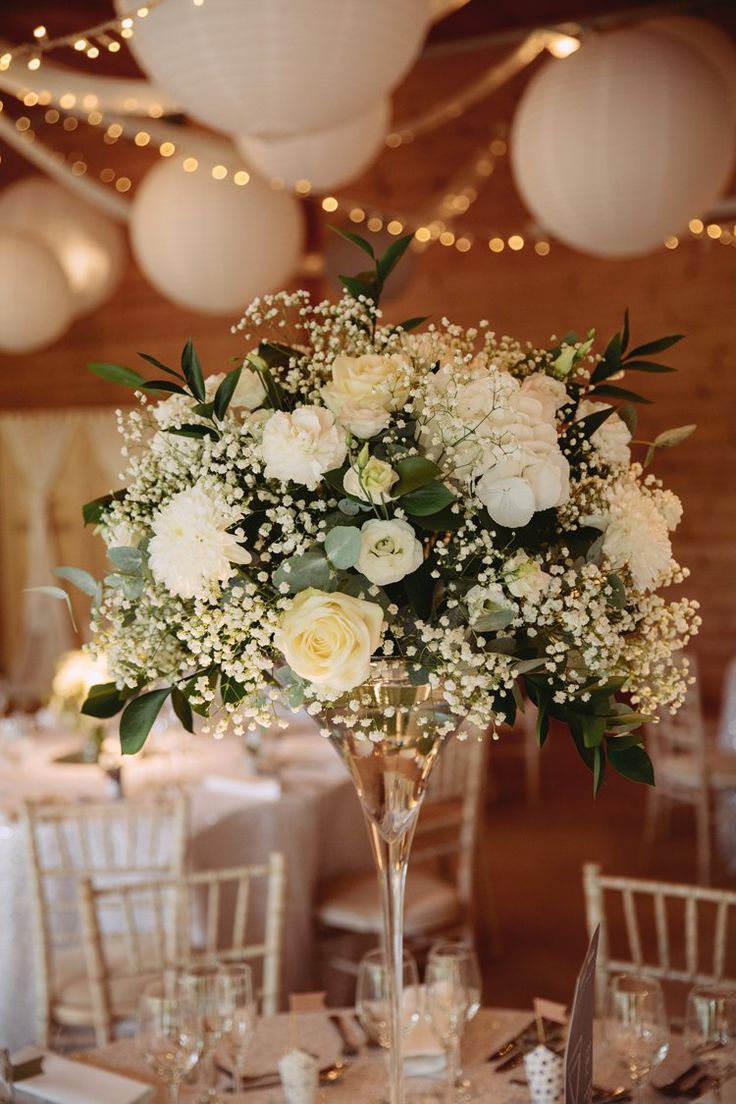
81,681,131,719
120,688,172,755
324,526,361,569
24,585,76,630
171,686,194,733
88,362,146,389
52,566,98,597
644,424,697,467
181,338,205,402
137,352,181,379
332,225,415,310
213,366,242,420
401,481,455,516
273,549,332,593
393,457,440,496
82,489,126,526
167,423,220,440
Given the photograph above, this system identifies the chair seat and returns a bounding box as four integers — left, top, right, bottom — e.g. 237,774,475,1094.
658,747,736,790
51,940,158,1027
317,869,461,936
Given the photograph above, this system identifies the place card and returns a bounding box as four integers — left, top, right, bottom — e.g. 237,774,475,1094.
564,925,600,1104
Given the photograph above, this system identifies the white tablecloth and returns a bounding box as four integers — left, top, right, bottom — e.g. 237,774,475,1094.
0,720,371,1051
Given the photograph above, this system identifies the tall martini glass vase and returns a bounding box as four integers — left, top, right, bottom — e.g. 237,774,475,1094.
323,661,453,1104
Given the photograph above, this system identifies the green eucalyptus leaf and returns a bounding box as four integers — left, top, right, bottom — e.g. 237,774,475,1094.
107,546,142,574
24,586,77,630
653,424,696,450
324,526,361,569
120,688,172,755
338,497,362,516
52,566,98,597
273,549,332,593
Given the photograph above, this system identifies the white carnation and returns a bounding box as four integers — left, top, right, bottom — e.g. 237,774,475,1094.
577,399,632,465
148,483,251,601
357,518,424,586
261,406,347,489
602,481,673,591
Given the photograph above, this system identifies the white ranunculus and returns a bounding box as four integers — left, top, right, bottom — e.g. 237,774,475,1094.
503,551,551,603
357,518,424,586
577,399,632,465
275,588,384,692
148,483,251,601
343,457,399,503
520,373,569,422
475,473,536,528
322,353,410,416
602,482,673,591
328,398,391,440
261,406,347,489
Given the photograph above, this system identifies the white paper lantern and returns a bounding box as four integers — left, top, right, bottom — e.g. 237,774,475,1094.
117,0,428,138
0,232,74,353
644,16,736,118
130,158,303,314
0,177,126,317
510,29,735,258
236,99,390,193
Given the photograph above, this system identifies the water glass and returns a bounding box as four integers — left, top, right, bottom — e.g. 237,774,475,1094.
356,947,422,1047
602,973,670,1103
177,963,227,1103
684,985,736,1104
217,963,257,1094
425,941,482,1103
136,982,202,1104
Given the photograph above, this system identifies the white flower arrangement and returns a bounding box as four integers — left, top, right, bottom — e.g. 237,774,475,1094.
58,230,699,791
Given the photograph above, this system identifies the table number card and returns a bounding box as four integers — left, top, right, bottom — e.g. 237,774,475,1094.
564,925,600,1104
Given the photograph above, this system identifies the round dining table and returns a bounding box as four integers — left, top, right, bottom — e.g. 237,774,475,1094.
0,716,371,1052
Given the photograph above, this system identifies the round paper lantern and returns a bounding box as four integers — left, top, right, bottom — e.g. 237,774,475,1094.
130,158,303,314
236,99,390,192
0,232,74,353
0,177,126,317
510,29,735,258
117,0,428,137
644,16,736,118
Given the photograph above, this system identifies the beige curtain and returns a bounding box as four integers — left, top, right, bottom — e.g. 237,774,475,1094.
0,409,122,702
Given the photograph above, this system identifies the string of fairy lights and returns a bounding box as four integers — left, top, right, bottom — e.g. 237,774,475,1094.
0,0,733,258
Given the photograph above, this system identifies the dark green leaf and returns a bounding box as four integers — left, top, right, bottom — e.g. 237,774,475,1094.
401,480,455,516
191,402,215,417
582,714,606,748
626,334,683,359
592,384,652,404
620,360,676,373
394,457,440,496
323,466,348,494
390,316,429,335
572,406,614,440
142,380,189,395
617,405,637,435
138,352,181,379
81,681,130,719
181,338,205,401
535,696,550,748
221,674,247,707
52,566,98,597
608,742,655,786
171,686,194,733
412,504,462,532
621,308,630,355
593,745,606,795
377,234,414,282
606,573,626,609
403,558,435,619
120,688,171,755
328,225,375,259
339,273,378,303
88,362,145,389
213,366,243,421
166,423,220,440
82,490,126,526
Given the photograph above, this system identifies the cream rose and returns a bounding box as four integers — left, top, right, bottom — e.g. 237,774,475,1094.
204,368,267,411
577,399,631,465
261,406,347,489
520,373,568,422
322,353,410,413
343,457,399,503
329,399,391,440
275,589,384,692
357,519,424,586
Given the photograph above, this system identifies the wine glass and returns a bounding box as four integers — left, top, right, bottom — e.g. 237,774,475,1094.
602,973,670,1104
356,947,422,1048
425,942,482,1103
177,963,227,1103
217,963,257,1095
684,985,736,1104
137,981,202,1104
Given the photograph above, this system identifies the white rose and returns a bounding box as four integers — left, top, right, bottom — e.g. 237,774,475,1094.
357,518,424,586
204,367,266,410
261,406,347,490
520,373,568,422
328,398,391,440
322,353,410,417
577,399,631,465
344,457,399,503
466,583,515,629
275,588,384,693
503,551,551,602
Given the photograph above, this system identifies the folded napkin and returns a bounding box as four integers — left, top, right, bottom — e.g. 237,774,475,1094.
202,773,282,801
19,1054,153,1104
404,1016,446,1078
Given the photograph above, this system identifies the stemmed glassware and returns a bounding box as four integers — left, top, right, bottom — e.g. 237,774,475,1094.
684,985,736,1104
425,942,482,1104
356,948,422,1053
602,973,670,1104
136,981,202,1104
217,963,257,1095
177,963,231,1103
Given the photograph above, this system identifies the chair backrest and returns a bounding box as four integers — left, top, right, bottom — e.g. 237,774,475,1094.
718,655,736,749
78,853,287,1045
582,862,736,1013
413,729,488,905
21,793,187,1043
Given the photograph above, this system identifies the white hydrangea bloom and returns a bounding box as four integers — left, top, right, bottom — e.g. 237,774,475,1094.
148,482,251,600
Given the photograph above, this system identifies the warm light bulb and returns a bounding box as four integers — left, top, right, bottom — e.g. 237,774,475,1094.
546,32,581,59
